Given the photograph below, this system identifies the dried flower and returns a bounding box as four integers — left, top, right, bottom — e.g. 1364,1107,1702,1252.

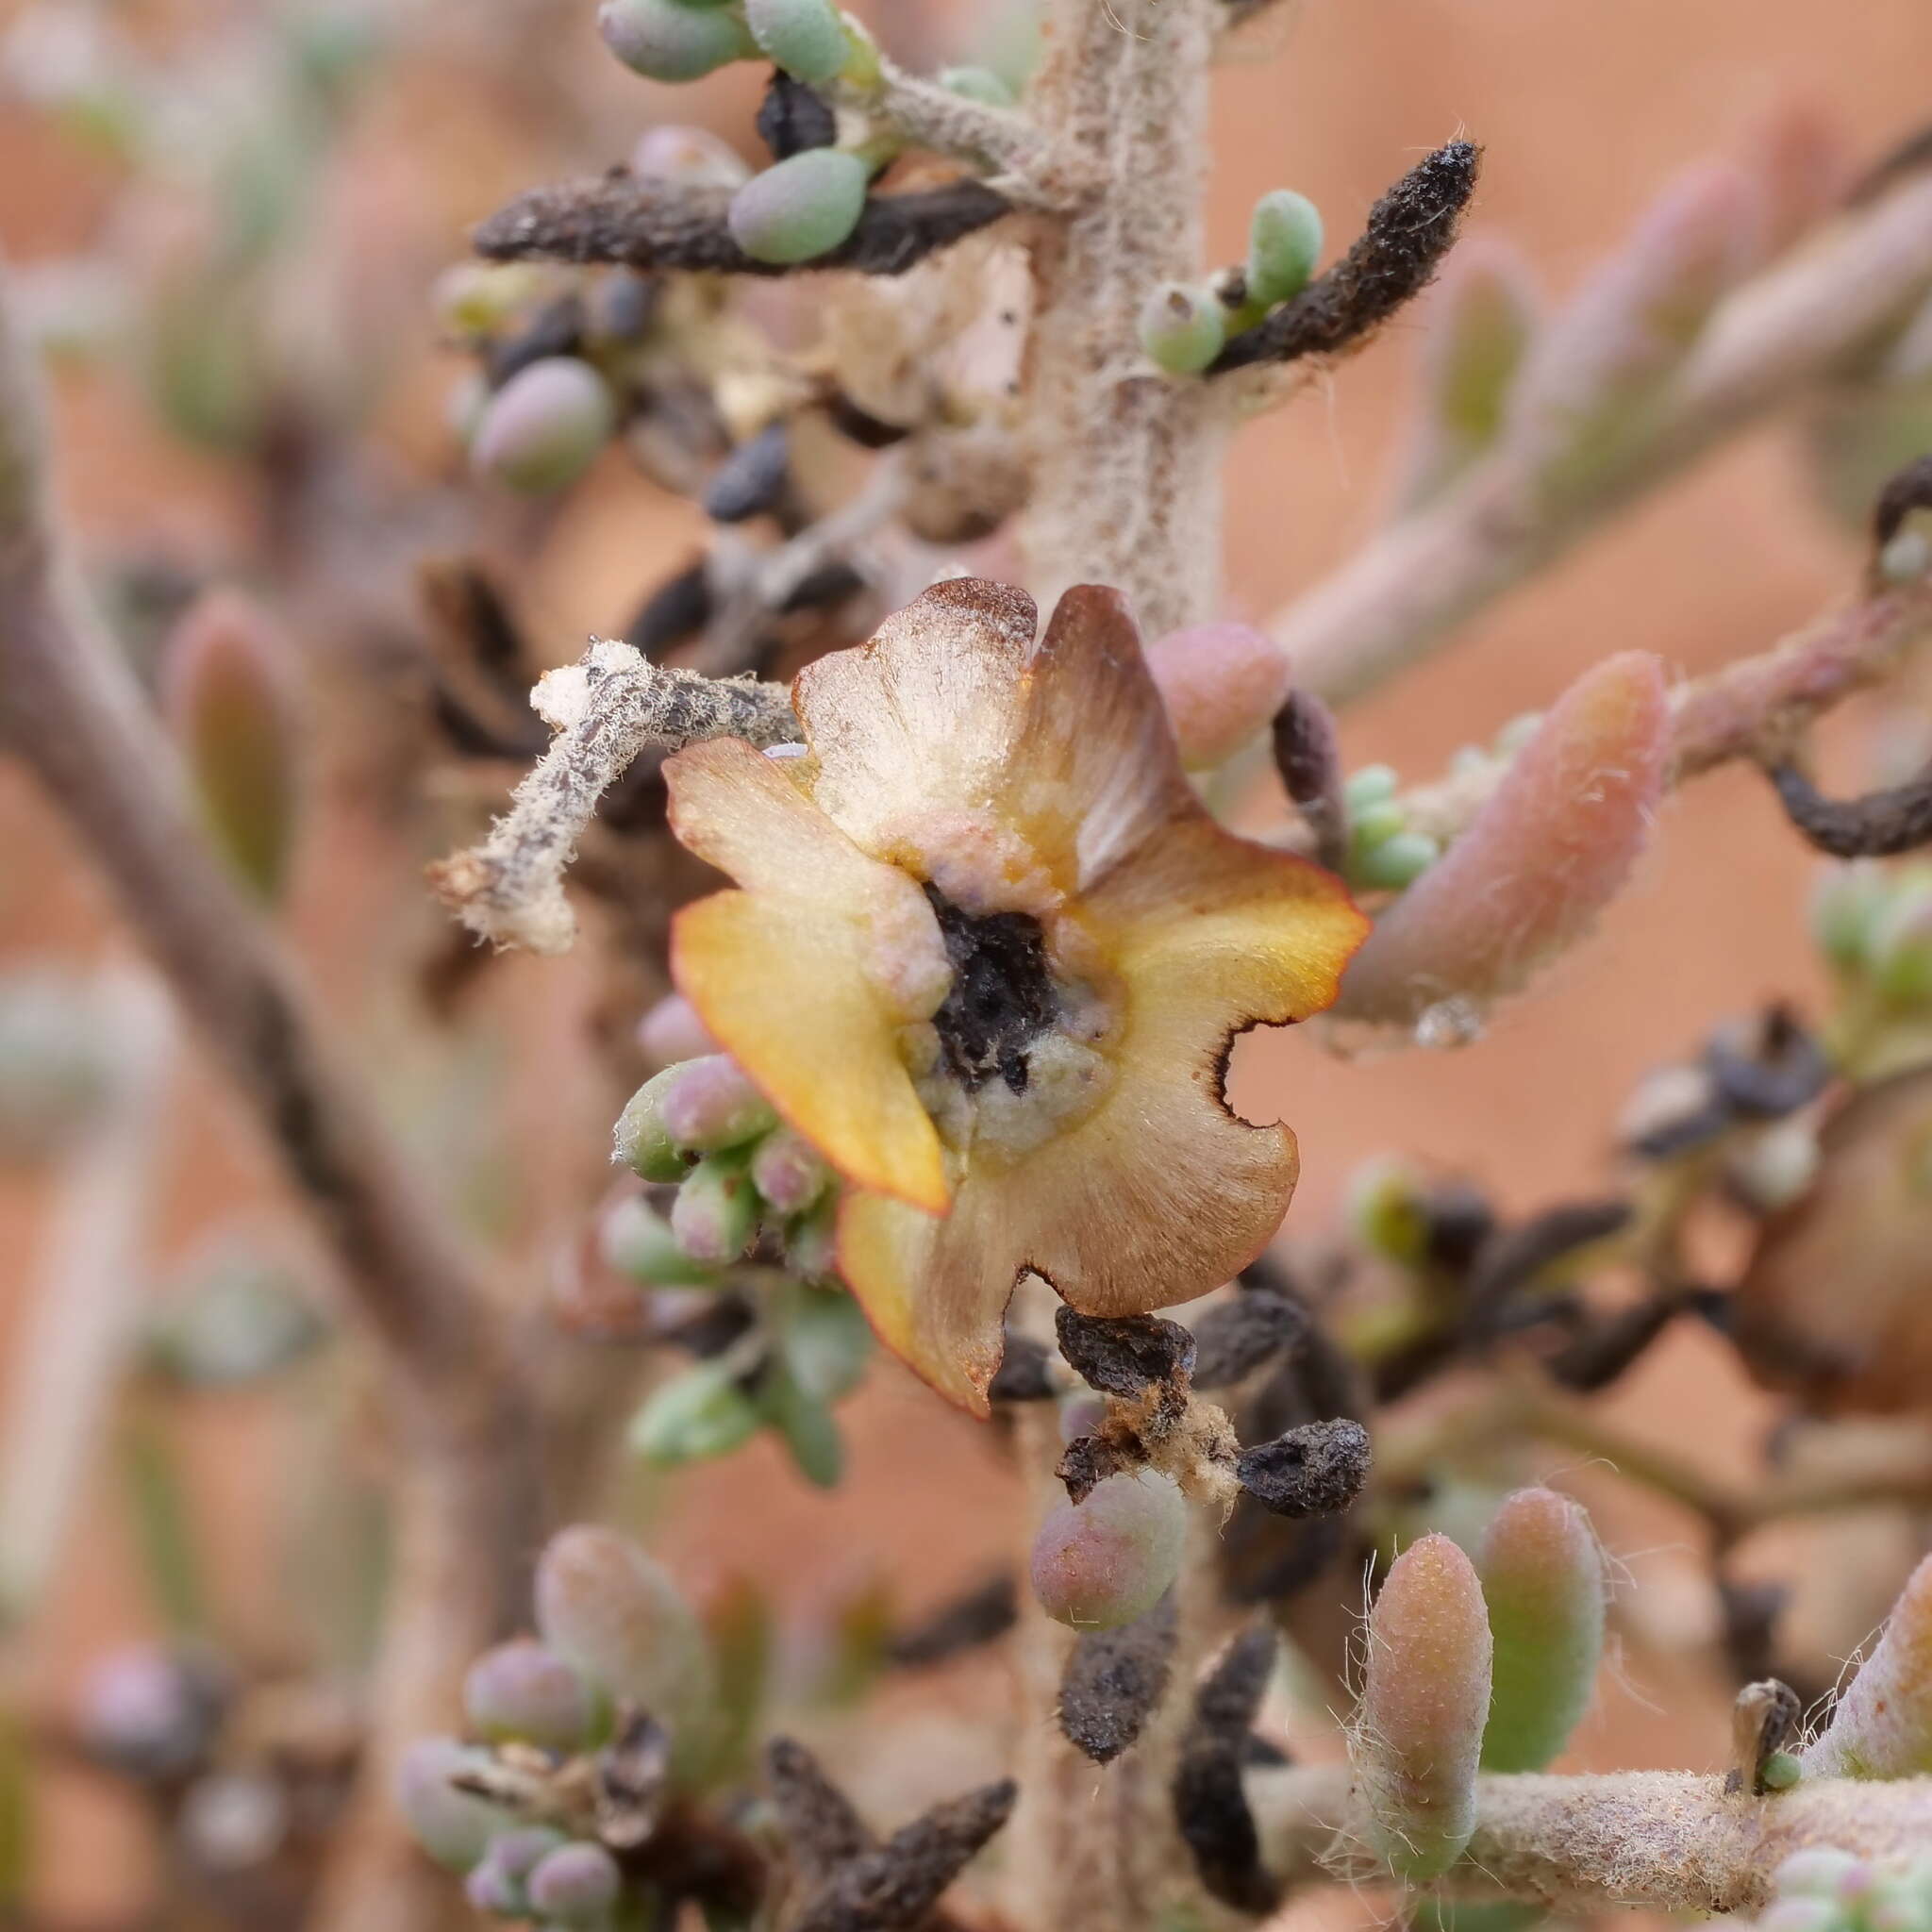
662,580,1364,1410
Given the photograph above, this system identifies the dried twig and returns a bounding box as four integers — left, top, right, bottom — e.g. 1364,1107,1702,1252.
475,175,1012,278
1275,169,1932,705
429,641,797,954
1210,142,1481,375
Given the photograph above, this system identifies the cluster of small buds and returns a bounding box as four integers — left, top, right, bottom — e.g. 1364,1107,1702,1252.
1339,763,1441,891
597,0,905,268
615,1052,830,1266
607,1049,871,1485
1812,860,1932,1013
399,1527,727,1927
1139,188,1323,375
435,263,643,497
1756,1852,1932,1932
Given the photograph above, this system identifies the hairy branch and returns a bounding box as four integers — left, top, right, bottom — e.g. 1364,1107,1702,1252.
1247,1764,1932,1909
1276,168,1932,705
0,257,541,1932
430,641,797,954
1382,570,1932,852
474,175,1012,278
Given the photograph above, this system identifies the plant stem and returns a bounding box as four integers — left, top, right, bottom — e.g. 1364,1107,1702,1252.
1274,171,1932,706
1021,0,1227,638
0,255,543,1932
1247,1764,1932,1908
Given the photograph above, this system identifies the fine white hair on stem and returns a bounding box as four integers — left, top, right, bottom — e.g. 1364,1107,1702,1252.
428,641,798,956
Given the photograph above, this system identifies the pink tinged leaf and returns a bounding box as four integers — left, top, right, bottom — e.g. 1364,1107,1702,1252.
1477,1487,1607,1772
1357,1532,1492,1883
1802,1551,1932,1780
1392,235,1541,513
1507,164,1765,501
1334,652,1668,1025
1739,98,1852,258
159,588,300,903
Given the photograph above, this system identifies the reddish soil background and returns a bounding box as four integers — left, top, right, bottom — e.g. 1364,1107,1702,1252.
4,0,1932,1919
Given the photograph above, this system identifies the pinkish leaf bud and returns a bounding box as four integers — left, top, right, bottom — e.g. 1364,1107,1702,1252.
749,1124,829,1215
1336,653,1668,1025
599,0,753,82
1138,282,1226,376
1802,1552,1932,1779
1143,622,1292,772
1029,1471,1187,1631
670,1152,759,1263
160,588,300,902
395,1737,511,1871
784,1191,838,1280
659,1054,778,1152
534,1526,716,1768
631,125,751,191
1357,1533,1492,1882
527,1841,624,1922
1477,1487,1606,1772
728,149,869,266
472,358,615,495
638,991,722,1066
462,1639,597,1752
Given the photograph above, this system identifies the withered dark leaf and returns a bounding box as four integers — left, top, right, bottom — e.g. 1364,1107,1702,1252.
475,176,1012,280
1058,1593,1176,1764
1234,1419,1371,1519
886,1574,1018,1669
1173,1625,1282,1915
1190,1291,1306,1390
766,1736,874,1882
594,1708,673,1849
1270,690,1347,871
1055,1306,1196,1396
1211,141,1480,375
1765,760,1932,859
987,1332,1056,1403
1465,1197,1633,1321
1057,1430,1136,1506
704,423,793,525
792,1780,1018,1932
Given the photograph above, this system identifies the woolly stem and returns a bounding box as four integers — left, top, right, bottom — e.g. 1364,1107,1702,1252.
1002,1407,1228,1932
429,641,797,954
1246,1765,1932,1909
1020,0,1227,636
